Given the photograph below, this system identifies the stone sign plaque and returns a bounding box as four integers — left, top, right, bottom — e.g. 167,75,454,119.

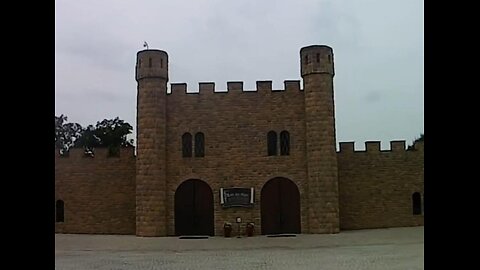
220,188,254,208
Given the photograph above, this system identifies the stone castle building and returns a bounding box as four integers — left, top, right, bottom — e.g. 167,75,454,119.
55,45,424,236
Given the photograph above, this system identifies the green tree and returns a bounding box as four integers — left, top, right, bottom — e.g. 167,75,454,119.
415,133,424,142
73,124,101,150
55,114,83,153
55,115,134,156
93,117,134,156
407,133,424,150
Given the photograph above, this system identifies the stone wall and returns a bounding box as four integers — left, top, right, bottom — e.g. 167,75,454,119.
55,147,136,234
53,138,425,235
337,141,424,230
165,82,308,236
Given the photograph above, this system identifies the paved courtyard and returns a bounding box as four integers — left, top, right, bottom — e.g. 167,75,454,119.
55,226,423,270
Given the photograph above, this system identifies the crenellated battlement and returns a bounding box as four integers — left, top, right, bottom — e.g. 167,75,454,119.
337,140,423,153
168,80,302,94
55,147,136,160
227,81,243,91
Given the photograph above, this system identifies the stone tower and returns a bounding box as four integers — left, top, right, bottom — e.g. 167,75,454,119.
301,45,340,233
135,50,168,236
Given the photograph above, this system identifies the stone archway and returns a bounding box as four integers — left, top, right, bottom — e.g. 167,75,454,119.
261,177,301,235
174,179,214,236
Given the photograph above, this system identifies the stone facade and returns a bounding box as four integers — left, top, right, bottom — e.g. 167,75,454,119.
55,147,136,234
54,45,424,236
338,141,424,229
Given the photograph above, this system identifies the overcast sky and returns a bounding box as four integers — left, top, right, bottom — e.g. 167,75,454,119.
55,0,423,150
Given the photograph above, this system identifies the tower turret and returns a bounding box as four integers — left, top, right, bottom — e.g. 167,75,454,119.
136,50,168,81
300,45,334,77
135,49,169,236
301,45,340,233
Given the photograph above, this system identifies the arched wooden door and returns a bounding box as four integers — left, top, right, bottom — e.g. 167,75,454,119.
261,177,300,235
175,179,214,236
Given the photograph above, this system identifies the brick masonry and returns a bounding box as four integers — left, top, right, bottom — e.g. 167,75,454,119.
337,141,424,229
301,45,339,234
135,50,169,236
54,45,424,236
165,80,309,236
55,147,136,234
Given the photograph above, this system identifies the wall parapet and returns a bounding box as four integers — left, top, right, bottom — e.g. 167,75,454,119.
338,140,412,153
168,80,303,94
199,82,215,92
55,147,136,160
170,83,188,94
227,81,243,91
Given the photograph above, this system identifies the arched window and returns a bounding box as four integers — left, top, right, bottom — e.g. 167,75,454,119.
56,200,64,222
182,133,192,157
195,132,205,157
149,57,152,67
161,58,163,68
328,54,331,63
267,131,277,156
138,59,142,68
412,192,422,215
305,55,309,64
280,131,290,155
316,53,320,63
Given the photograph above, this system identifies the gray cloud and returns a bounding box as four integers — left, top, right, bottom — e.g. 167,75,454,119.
55,0,423,148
